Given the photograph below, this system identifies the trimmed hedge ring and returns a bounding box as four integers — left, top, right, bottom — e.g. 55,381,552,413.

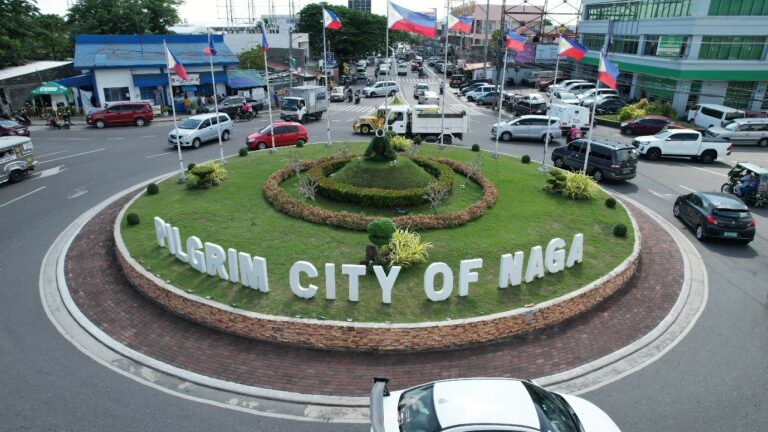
263,155,497,231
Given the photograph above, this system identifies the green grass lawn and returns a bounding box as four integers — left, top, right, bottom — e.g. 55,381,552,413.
121,143,634,323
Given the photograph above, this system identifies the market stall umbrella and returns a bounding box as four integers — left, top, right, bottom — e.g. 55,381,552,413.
30,81,72,116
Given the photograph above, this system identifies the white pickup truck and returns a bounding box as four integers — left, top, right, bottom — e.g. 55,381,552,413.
631,128,731,164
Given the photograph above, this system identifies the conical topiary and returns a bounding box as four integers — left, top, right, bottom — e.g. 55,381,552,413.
363,135,397,162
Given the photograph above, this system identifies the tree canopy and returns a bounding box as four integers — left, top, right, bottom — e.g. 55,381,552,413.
0,0,71,68
66,0,183,35
238,47,266,71
297,2,416,62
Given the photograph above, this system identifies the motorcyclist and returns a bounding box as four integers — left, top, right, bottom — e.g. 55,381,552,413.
354,89,361,105
735,171,758,197
566,125,582,143
439,80,445,95
238,100,252,119
347,87,353,103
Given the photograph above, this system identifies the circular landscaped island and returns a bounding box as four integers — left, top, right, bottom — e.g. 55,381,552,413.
115,138,638,351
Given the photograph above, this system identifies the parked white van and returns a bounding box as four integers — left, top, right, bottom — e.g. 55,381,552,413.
686,103,746,129
548,103,591,132
418,91,440,105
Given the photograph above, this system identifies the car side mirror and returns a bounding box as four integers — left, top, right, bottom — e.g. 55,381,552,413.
665,137,672,141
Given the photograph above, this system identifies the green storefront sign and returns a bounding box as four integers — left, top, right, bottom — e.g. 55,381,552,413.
656,36,684,57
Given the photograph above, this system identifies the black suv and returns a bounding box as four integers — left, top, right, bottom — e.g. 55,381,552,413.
551,138,638,182
204,96,263,117
459,79,492,92
506,100,548,116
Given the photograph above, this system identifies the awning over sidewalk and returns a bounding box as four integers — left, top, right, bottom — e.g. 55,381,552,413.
227,69,266,89
30,81,70,95
55,73,93,88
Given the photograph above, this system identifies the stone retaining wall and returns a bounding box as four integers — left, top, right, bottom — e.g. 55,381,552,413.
114,193,641,352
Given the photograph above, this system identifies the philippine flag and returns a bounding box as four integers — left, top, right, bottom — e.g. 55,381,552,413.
447,14,472,34
598,52,619,89
261,27,269,53
505,30,527,51
323,8,342,30
203,33,217,56
165,47,189,81
388,1,436,39
558,37,588,61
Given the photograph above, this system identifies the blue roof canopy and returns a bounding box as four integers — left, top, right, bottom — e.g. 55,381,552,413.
74,34,239,70
227,69,266,89
55,73,94,88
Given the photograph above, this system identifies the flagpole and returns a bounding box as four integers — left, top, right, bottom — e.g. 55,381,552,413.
384,2,389,116
494,45,509,159
540,53,560,172
322,16,332,147
260,23,277,152
208,32,225,164
583,75,600,172
439,7,449,148
164,40,186,182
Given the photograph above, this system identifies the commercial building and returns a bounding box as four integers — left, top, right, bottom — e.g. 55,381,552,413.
72,34,258,110
578,0,768,114
348,0,371,14
0,61,75,115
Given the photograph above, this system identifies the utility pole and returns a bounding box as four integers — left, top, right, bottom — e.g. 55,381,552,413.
494,0,507,105
482,0,490,77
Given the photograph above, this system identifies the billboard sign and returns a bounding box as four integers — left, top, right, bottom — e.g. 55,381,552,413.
656,36,683,57
535,44,560,63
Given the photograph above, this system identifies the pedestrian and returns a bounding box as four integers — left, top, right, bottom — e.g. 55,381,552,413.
182,93,191,114
272,91,279,108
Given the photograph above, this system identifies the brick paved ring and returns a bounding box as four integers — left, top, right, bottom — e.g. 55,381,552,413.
114,191,641,352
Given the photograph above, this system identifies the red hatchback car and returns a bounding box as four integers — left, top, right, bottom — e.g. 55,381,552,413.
86,101,154,128
620,115,673,136
246,122,308,150
0,120,30,137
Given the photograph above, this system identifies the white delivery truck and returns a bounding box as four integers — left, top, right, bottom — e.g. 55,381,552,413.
385,104,469,144
548,103,591,133
280,85,329,122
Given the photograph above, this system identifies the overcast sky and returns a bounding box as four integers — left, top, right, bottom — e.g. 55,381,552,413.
36,0,470,26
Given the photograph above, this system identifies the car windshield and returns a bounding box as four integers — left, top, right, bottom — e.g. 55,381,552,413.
522,382,581,432
179,119,201,129
714,208,750,218
281,98,298,111
653,130,673,139
0,120,20,127
725,111,746,121
616,148,638,162
258,125,272,135
722,121,740,131
398,385,439,432
558,92,577,99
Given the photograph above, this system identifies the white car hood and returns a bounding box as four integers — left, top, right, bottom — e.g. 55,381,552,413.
633,135,659,145
169,128,194,137
561,394,622,432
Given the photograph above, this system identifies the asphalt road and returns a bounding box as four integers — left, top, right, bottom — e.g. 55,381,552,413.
1,66,766,431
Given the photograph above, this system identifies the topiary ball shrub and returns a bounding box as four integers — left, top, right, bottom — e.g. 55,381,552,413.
605,197,617,208
367,217,397,247
471,143,480,152
126,213,140,226
613,223,628,237
413,135,423,145
521,155,531,164
187,162,196,171
146,183,159,195
364,135,397,162
239,147,248,157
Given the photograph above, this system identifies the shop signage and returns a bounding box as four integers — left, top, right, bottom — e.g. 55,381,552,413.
535,44,560,63
656,36,683,57
171,74,200,86
153,217,584,304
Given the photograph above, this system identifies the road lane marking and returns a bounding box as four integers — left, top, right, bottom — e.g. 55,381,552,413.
679,163,727,178
107,137,124,141
648,189,675,200
678,185,697,192
146,152,174,159
39,148,106,164
68,187,88,199
59,137,91,141
140,135,158,138
37,150,69,158
0,186,46,209
33,165,67,180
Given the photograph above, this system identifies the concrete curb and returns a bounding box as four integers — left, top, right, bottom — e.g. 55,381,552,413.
39,150,707,418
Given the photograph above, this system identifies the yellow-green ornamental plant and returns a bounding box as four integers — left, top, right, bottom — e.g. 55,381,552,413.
563,172,598,200
387,228,433,268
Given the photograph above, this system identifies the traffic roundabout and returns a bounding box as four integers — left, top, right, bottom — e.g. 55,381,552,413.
112,141,638,351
